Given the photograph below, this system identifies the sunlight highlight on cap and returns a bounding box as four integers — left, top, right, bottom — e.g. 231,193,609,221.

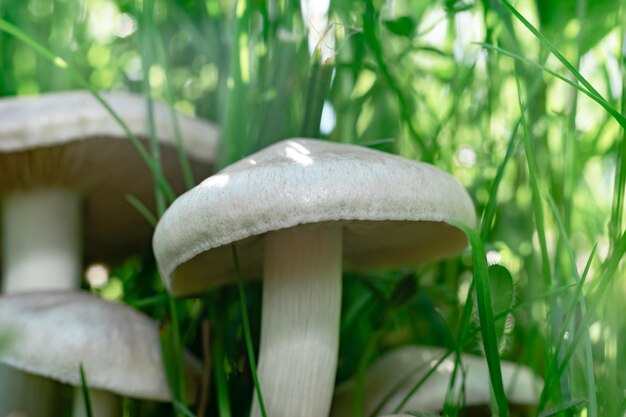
201,173,230,188
285,142,314,166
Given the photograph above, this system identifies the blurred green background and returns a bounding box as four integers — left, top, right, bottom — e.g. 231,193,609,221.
1,0,625,415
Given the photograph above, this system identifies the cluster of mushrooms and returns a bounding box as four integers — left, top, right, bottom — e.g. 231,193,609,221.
0,91,541,416
0,91,217,416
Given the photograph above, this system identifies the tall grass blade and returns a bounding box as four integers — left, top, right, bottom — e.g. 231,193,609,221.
536,244,596,413
301,57,334,137
609,10,626,252
514,77,551,288
456,225,509,417
480,43,626,129
362,0,432,161
138,0,167,215
498,0,626,128
546,195,597,417
231,245,266,417
154,34,196,190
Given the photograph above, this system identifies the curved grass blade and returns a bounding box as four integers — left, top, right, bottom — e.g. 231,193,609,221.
480,43,626,130
498,0,626,129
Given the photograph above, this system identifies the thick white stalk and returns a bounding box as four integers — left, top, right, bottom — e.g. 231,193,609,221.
250,224,342,417
0,364,60,417
2,188,81,293
0,189,81,414
73,387,122,417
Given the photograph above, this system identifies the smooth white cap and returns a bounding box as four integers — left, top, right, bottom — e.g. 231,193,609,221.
154,138,476,296
0,291,200,401
0,90,217,160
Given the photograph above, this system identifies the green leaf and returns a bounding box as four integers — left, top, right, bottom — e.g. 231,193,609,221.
382,16,416,38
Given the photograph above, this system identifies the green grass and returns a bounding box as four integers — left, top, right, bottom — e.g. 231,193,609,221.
1,0,625,416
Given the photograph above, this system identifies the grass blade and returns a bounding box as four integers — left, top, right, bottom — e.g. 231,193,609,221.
79,364,93,417
480,43,626,130
536,244,596,413
231,244,266,417
301,57,334,137
125,195,158,228
362,0,432,161
545,195,597,417
498,0,626,129
153,18,196,190
456,224,509,417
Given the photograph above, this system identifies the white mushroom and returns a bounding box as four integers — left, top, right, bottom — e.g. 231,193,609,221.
330,345,543,416
153,138,476,417
0,290,200,417
0,90,218,413
0,90,218,292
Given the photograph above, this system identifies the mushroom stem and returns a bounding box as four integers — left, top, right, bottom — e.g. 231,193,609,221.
250,224,342,417
0,364,60,417
2,188,81,293
73,387,122,417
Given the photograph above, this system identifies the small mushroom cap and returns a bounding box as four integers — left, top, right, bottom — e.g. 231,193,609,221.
330,346,543,416
154,138,476,296
0,90,218,262
0,290,200,401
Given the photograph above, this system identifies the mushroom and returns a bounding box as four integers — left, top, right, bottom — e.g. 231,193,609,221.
0,90,217,412
330,345,543,416
153,138,476,417
0,90,218,293
0,290,200,417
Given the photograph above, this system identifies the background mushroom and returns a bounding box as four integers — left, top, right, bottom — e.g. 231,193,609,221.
330,345,543,416
153,139,476,417
0,90,218,413
0,290,201,417
0,90,218,293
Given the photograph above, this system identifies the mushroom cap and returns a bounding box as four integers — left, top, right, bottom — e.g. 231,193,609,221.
0,90,218,262
0,290,200,401
330,345,543,416
154,138,476,296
